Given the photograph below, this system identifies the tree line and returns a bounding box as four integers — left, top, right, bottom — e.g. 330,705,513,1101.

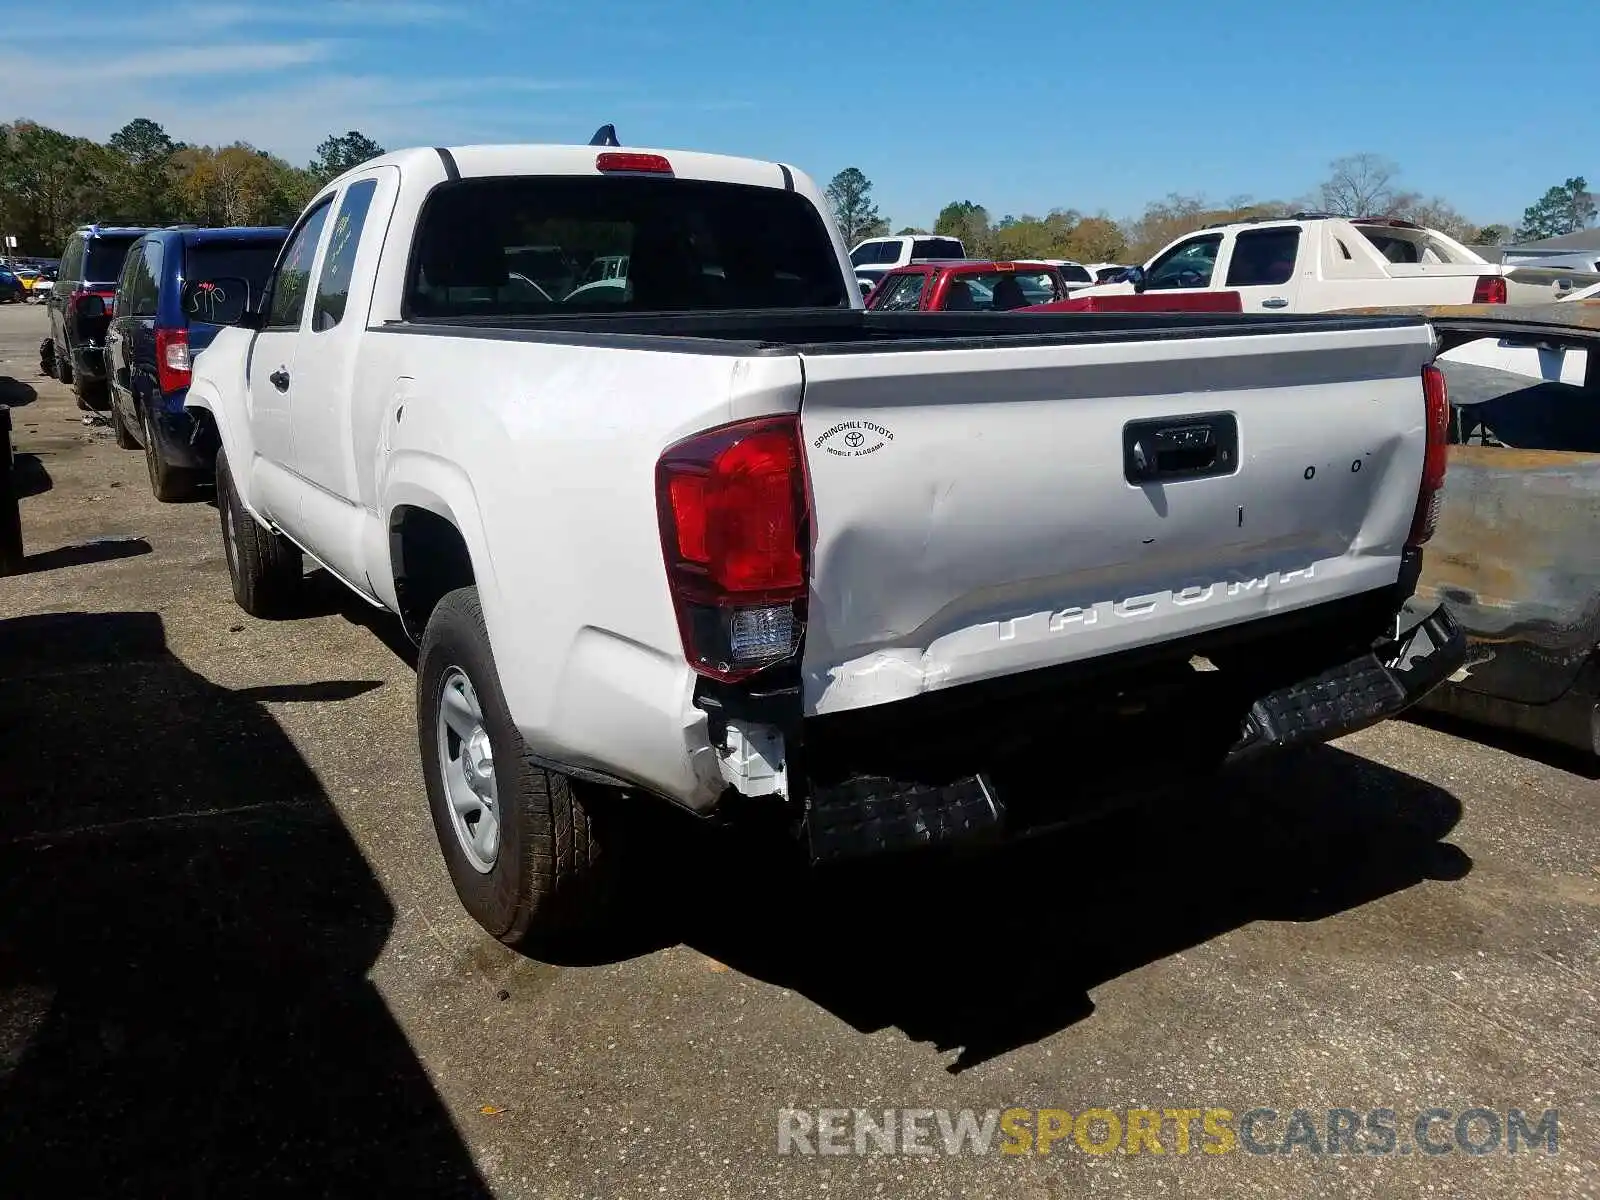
828,154,1596,263
0,118,386,256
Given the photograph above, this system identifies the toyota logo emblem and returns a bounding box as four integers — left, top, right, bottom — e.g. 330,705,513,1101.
844,430,865,448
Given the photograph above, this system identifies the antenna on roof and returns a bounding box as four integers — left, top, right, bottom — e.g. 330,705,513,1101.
589,124,621,147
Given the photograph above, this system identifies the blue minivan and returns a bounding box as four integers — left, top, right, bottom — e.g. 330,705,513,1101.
105,226,288,499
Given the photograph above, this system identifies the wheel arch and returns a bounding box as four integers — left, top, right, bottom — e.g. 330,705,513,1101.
384,463,500,644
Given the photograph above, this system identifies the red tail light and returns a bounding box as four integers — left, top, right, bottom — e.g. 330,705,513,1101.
1471,275,1507,305
1408,365,1450,547
155,328,191,394
596,152,673,174
656,416,808,682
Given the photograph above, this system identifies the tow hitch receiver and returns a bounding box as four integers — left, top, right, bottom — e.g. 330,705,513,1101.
1226,604,1465,762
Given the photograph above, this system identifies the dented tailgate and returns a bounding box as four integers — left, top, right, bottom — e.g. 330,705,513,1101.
797,322,1438,715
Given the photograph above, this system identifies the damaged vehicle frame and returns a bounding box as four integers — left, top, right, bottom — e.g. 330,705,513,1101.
186,137,1467,946
1410,304,1600,757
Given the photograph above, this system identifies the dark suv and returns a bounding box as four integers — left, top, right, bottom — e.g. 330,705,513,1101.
104,225,288,499
43,225,155,409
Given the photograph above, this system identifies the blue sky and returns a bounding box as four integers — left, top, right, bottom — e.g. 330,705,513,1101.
1,0,1594,229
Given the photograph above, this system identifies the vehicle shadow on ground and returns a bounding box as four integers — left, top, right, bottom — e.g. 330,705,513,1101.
0,376,37,406
660,743,1469,1073
0,612,489,1196
9,452,50,498
16,535,152,574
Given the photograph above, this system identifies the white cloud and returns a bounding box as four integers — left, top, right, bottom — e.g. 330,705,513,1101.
97,41,333,81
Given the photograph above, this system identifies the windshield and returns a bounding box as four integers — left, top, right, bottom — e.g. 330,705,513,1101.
407,176,848,317
84,236,140,284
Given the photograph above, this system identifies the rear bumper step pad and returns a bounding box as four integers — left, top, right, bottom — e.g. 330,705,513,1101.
1224,603,1465,762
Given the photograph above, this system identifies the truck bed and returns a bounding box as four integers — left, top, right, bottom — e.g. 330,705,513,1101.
371,304,1439,720
374,306,1428,354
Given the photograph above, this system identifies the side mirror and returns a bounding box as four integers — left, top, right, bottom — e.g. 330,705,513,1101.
182,276,253,326
77,294,106,319
1121,266,1148,293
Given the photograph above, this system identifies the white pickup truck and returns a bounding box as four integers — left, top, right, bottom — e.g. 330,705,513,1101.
1073,214,1593,314
186,139,1465,946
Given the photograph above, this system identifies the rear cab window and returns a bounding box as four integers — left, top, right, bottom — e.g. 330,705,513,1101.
944,269,1059,310
911,237,963,261
1057,263,1092,284
406,176,849,317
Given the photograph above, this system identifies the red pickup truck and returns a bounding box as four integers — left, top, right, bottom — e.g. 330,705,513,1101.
865,259,1243,313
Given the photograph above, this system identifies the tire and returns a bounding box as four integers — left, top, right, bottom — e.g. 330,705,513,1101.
54,346,73,385
142,405,198,500
418,586,625,948
109,397,139,450
38,339,54,378
215,448,301,615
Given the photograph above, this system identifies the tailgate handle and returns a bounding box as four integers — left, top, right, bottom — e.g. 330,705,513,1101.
1124,412,1238,485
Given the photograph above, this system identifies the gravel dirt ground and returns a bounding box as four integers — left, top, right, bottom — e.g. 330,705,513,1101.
0,302,1595,1199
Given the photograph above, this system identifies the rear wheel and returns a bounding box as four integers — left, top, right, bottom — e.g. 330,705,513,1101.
215,448,301,615
142,405,198,500
418,586,627,949
53,345,72,385
109,397,139,450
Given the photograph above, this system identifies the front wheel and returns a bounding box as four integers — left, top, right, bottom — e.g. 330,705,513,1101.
418,586,626,948
215,448,301,616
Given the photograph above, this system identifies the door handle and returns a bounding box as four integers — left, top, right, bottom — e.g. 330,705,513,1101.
269,368,291,392
1124,413,1238,484
1261,297,1290,309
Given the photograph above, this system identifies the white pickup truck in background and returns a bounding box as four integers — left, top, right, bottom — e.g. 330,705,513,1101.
1073,214,1599,314
185,139,1464,947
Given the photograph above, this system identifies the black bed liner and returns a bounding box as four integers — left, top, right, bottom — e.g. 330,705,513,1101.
371,306,1427,357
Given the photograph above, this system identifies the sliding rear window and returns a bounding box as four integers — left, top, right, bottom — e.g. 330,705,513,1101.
405,175,849,317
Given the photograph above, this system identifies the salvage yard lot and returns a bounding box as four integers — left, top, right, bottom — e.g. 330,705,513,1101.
0,301,1595,1198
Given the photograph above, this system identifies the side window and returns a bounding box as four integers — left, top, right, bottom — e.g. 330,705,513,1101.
1146,234,1223,290
1225,228,1300,287
115,245,143,317
59,235,85,284
266,200,334,330
311,179,379,332
873,273,926,311
131,241,162,317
